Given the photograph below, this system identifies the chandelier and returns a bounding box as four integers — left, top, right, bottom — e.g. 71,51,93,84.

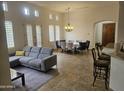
64,7,74,32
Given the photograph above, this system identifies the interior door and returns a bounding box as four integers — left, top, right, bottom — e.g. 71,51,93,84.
102,23,115,46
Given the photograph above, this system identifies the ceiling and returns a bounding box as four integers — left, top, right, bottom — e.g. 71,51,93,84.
29,1,118,13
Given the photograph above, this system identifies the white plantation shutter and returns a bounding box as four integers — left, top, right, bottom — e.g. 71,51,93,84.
2,2,8,11
24,8,30,15
34,10,39,17
55,15,59,21
5,21,15,48
26,24,33,46
49,14,53,20
36,25,42,47
55,25,60,41
49,25,55,42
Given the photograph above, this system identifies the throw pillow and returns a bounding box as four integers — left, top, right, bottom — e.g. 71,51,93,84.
15,51,24,56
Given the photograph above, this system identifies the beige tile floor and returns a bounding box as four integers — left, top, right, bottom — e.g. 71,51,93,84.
38,50,109,91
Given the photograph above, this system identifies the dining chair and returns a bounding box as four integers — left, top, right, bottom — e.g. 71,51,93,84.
86,40,90,50
66,42,74,53
77,42,87,52
60,41,66,52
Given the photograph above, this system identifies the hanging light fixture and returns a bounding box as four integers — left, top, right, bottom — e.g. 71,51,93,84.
64,7,74,32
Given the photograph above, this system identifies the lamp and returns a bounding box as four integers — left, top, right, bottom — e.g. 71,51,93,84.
64,7,74,32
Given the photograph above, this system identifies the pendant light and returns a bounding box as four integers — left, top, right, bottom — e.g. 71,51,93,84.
64,7,74,32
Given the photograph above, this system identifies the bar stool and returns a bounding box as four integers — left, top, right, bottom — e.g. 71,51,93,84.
91,48,110,89
96,45,110,61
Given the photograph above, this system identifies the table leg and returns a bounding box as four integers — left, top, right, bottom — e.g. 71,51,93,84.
22,74,25,86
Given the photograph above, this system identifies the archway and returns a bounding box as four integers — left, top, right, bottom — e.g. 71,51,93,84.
94,20,116,48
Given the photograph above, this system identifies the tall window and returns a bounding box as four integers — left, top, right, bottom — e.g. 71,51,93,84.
55,15,59,21
5,21,15,48
2,2,8,11
34,10,39,17
49,14,53,20
49,25,55,42
26,24,33,46
36,25,42,47
49,25,60,42
24,7,30,16
55,25,60,40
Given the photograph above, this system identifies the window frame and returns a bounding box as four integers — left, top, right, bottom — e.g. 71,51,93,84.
24,7,30,16
36,25,42,47
49,25,60,42
5,20,15,48
26,24,33,46
55,15,59,21
49,25,55,42
34,10,39,17
55,25,60,41
2,2,8,12
49,14,53,20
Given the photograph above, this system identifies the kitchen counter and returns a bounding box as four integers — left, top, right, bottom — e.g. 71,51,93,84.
102,47,124,90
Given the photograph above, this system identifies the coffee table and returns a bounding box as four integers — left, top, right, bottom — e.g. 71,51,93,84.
10,69,25,86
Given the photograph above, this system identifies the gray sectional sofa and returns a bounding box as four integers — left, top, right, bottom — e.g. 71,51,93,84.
9,46,57,72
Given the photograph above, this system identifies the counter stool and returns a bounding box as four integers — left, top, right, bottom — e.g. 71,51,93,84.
96,45,110,61
92,48,110,89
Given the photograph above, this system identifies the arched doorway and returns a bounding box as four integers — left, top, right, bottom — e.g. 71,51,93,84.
94,21,116,48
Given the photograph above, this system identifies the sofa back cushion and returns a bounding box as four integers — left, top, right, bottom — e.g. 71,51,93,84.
29,47,41,58
38,54,50,59
40,47,53,54
23,46,32,56
38,47,53,59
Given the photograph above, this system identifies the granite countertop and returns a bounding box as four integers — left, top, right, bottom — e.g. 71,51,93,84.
110,52,124,60
102,47,124,60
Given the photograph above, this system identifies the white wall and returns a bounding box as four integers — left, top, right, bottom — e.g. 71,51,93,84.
117,2,124,42
114,2,124,52
95,22,102,43
64,4,119,48
5,1,64,53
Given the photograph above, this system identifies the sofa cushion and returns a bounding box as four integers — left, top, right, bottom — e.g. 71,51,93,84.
25,52,30,56
38,54,50,59
23,46,32,52
38,48,53,59
40,48,53,55
28,47,41,58
9,56,23,62
19,57,35,64
15,51,24,56
28,59,42,68
23,46,32,56
29,52,39,58
30,47,41,53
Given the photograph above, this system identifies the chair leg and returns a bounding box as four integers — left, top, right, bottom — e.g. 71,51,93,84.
61,49,63,52
56,64,58,69
93,67,97,86
93,75,97,86
105,67,109,89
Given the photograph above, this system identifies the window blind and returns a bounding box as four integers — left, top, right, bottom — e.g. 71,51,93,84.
5,21,15,48
49,25,55,42
36,25,42,47
55,25,60,41
26,24,33,46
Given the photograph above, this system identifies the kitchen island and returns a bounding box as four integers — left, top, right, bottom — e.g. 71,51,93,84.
109,52,124,91
102,48,124,91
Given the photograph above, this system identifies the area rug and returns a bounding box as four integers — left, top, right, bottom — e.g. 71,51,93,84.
12,66,58,91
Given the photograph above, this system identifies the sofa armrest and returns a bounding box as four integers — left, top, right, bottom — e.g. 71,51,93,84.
41,55,57,72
